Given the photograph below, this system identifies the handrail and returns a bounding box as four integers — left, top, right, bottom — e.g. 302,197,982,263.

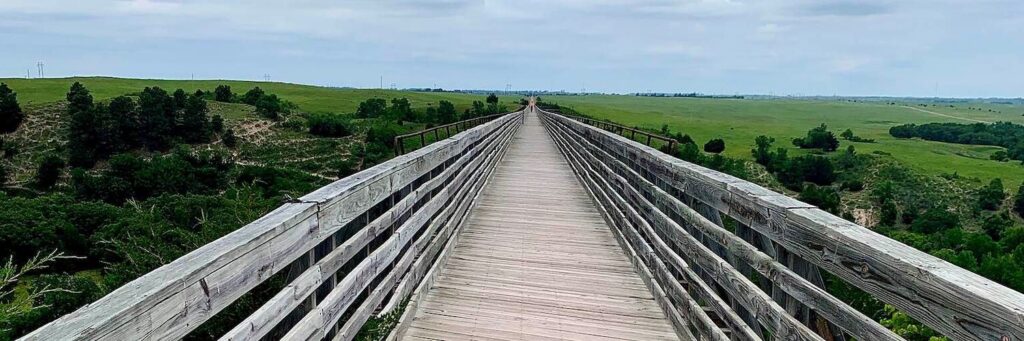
542,107,678,152
539,108,1024,341
393,113,509,155
23,110,525,341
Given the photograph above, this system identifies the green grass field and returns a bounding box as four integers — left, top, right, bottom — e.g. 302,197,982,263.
0,77,516,114
545,95,1024,188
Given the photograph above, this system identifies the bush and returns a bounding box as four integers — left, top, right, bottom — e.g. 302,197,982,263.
242,87,265,105
366,121,402,149
35,154,66,189
223,128,237,148
793,123,839,152
1015,182,1024,218
911,208,959,234
356,98,388,119
307,114,352,137
703,138,725,154
0,83,24,133
841,179,864,192
255,94,283,121
799,184,840,213
214,85,233,102
211,115,224,133
978,178,1006,210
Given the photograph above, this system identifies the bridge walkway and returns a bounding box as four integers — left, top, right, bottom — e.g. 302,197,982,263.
397,110,680,340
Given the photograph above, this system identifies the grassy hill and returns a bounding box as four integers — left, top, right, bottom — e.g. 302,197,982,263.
0,77,502,114
544,95,1024,188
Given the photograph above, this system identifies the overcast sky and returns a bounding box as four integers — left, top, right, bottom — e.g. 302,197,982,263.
1,0,1021,97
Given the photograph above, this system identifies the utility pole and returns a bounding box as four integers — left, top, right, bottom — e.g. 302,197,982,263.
263,74,270,82
380,76,383,89
26,69,31,79
37,61,44,78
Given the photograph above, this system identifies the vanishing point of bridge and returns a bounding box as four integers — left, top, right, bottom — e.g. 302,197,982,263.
24,104,1024,340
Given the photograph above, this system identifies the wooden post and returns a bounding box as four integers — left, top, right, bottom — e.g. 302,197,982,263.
420,133,426,148
394,137,402,155
646,135,652,146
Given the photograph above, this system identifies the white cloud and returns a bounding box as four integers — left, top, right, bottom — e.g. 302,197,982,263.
0,0,1021,96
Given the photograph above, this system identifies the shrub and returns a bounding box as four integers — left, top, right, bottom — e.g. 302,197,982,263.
703,138,725,154
211,115,224,133
911,208,959,234
841,179,864,192
307,114,352,137
35,154,65,189
214,85,233,102
1015,182,1024,219
223,129,237,148
793,123,839,152
356,98,387,119
242,87,265,105
799,184,840,213
978,178,1006,210
255,94,283,121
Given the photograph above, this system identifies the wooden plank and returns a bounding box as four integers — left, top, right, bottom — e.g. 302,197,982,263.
21,203,318,341
222,112,520,341
546,113,899,341
396,110,679,341
544,110,1024,341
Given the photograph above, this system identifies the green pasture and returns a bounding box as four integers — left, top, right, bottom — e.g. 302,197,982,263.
546,95,1024,187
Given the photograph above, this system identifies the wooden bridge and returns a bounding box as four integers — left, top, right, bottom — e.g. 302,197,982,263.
24,104,1024,341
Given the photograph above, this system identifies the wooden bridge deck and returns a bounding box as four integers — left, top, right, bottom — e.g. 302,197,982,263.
398,111,679,340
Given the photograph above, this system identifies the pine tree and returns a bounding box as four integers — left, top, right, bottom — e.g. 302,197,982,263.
181,94,210,143
0,83,23,133
66,83,97,167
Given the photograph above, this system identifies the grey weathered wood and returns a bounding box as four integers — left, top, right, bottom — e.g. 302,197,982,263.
334,118,519,341
396,110,680,340
545,113,900,341
543,108,1024,341
22,110,522,341
547,123,727,341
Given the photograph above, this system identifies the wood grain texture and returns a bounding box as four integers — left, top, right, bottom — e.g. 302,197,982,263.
545,113,899,341
543,109,1024,341
397,110,680,341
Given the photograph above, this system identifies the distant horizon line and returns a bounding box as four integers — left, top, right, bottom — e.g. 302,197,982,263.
1,75,1021,101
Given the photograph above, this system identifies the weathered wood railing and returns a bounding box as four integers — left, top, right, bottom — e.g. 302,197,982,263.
23,110,524,341
540,108,1024,341
392,112,509,155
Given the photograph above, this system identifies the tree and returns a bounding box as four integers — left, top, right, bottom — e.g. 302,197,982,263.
752,135,775,166
242,87,265,105
307,114,351,137
66,82,94,114
486,93,500,114
1014,182,1024,219
181,94,211,142
108,96,138,151
978,178,1006,210
471,101,486,118
66,83,97,167
137,87,175,150
703,138,725,153
0,83,23,133
841,128,854,140
355,98,387,119
214,85,233,102
437,100,457,124
880,200,898,226
211,115,224,133
172,89,187,110
793,123,840,152
388,98,414,122
35,154,65,189
255,94,283,121
222,129,237,148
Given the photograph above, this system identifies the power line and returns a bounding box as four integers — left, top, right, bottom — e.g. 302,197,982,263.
36,61,44,78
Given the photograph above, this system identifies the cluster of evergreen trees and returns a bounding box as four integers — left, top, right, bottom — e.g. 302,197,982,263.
66,83,218,167
890,121,1024,161
212,85,287,120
